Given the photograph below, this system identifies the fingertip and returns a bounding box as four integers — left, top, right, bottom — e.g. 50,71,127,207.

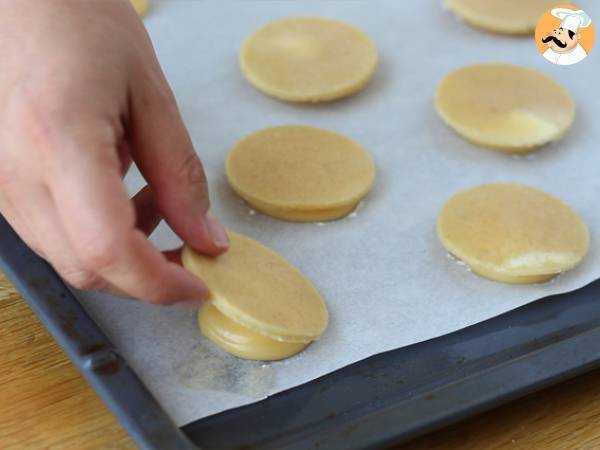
204,209,230,251
179,210,230,256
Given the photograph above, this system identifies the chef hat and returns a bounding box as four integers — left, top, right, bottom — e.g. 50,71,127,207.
551,8,592,33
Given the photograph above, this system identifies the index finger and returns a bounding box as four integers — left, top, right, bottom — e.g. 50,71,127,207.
44,125,208,305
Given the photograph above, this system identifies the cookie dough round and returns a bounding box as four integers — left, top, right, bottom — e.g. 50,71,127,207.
240,17,378,102
183,231,328,360
198,302,307,361
435,63,575,152
130,0,149,17
226,125,375,222
446,0,568,35
437,183,589,284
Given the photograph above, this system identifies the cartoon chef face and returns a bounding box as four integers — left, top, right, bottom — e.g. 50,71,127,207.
542,27,581,53
539,8,593,66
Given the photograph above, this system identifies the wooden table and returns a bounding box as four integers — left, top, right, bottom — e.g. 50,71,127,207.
2,271,600,450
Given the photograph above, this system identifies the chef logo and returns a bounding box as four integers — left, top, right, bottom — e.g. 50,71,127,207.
535,5,595,66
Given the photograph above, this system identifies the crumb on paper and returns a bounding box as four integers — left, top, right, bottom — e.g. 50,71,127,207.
447,252,471,271
511,153,538,161
346,200,365,219
548,273,562,284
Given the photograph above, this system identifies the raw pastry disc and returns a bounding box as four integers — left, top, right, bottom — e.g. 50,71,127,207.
446,0,569,35
437,183,589,284
226,125,376,222
182,231,329,343
240,17,378,102
435,63,575,152
198,302,307,361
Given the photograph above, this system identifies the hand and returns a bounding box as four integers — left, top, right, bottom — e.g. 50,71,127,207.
0,0,228,306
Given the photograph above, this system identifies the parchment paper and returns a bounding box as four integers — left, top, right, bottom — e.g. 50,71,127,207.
78,0,600,426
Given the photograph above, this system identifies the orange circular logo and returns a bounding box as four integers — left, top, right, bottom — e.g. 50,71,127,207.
535,4,595,66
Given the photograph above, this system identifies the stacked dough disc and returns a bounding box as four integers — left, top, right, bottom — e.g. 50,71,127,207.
240,17,378,102
226,125,376,222
183,232,329,361
437,184,589,284
435,63,575,153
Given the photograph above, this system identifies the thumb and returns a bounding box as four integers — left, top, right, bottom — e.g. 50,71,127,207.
128,70,228,255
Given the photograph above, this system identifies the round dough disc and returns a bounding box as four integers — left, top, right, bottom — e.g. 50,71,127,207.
435,63,575,152
130,0,149,17
226,125,376,222
240,17,378,102
198,302,307,361
183,231,329,343
447,0,569,35
437,183,589,284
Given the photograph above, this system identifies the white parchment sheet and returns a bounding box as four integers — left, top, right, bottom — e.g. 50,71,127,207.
78,1,600,426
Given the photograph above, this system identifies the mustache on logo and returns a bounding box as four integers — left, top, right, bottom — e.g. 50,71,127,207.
542,35,567,48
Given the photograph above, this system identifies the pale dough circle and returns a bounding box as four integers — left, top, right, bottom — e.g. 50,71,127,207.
198,302,307,361
437,183,589,284
226,125,376,222
183,231,328,345
240,17,378,102
435,63,575,153
446,0,569,35
130,0,149,17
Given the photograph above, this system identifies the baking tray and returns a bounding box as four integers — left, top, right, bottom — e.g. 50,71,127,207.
2,212,600,450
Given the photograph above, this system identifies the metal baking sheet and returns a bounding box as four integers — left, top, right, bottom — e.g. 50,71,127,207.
2,214,600,449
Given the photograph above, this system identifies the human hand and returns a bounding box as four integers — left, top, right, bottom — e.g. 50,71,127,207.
0,0,228,306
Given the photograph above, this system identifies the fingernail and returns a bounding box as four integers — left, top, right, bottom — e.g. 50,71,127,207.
205,210,229,249
174,299,204,309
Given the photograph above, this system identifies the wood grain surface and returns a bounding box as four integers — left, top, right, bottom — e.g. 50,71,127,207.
2,270,600,450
